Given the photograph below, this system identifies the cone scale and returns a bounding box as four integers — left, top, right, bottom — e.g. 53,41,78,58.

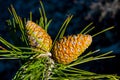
25,21,92,64
52,34,92,64
26,21,52,52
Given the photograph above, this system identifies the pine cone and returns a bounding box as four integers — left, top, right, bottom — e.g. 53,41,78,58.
26,21,52,52
52,34,92,64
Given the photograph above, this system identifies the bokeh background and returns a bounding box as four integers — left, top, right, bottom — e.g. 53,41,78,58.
0,0,120,79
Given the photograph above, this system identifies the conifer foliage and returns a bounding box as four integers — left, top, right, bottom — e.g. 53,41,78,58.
0,1,120,80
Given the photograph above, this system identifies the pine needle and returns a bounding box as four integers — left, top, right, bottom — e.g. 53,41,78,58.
0,57,18,59
40,1,47,26
39,16,44,28
29,11,32,21
10,5,19,23
8,5,29,46
84,26,95,34
67,51,114,68
59,15,73,38
80,22,93,34
76,49,100,61
92,26,114,37
45,19,52,31
0,36,21,51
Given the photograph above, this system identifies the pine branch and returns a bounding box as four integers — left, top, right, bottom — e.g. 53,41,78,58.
0,1,119,80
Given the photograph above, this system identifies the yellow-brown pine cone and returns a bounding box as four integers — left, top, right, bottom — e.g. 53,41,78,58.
26,21,52,52
52,34,92,64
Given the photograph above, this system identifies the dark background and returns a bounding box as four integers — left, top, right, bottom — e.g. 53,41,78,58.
0,0,120,80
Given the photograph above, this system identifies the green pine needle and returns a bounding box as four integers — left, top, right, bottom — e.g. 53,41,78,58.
84,26,95,34
59,15,73,39
80,22,93,34
38,1,50,32
0,36,21,51
40,1,47,26
67,50,114,68
92,26,114,37
29,11,32,21
45,19,52,31
8,5,29,46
